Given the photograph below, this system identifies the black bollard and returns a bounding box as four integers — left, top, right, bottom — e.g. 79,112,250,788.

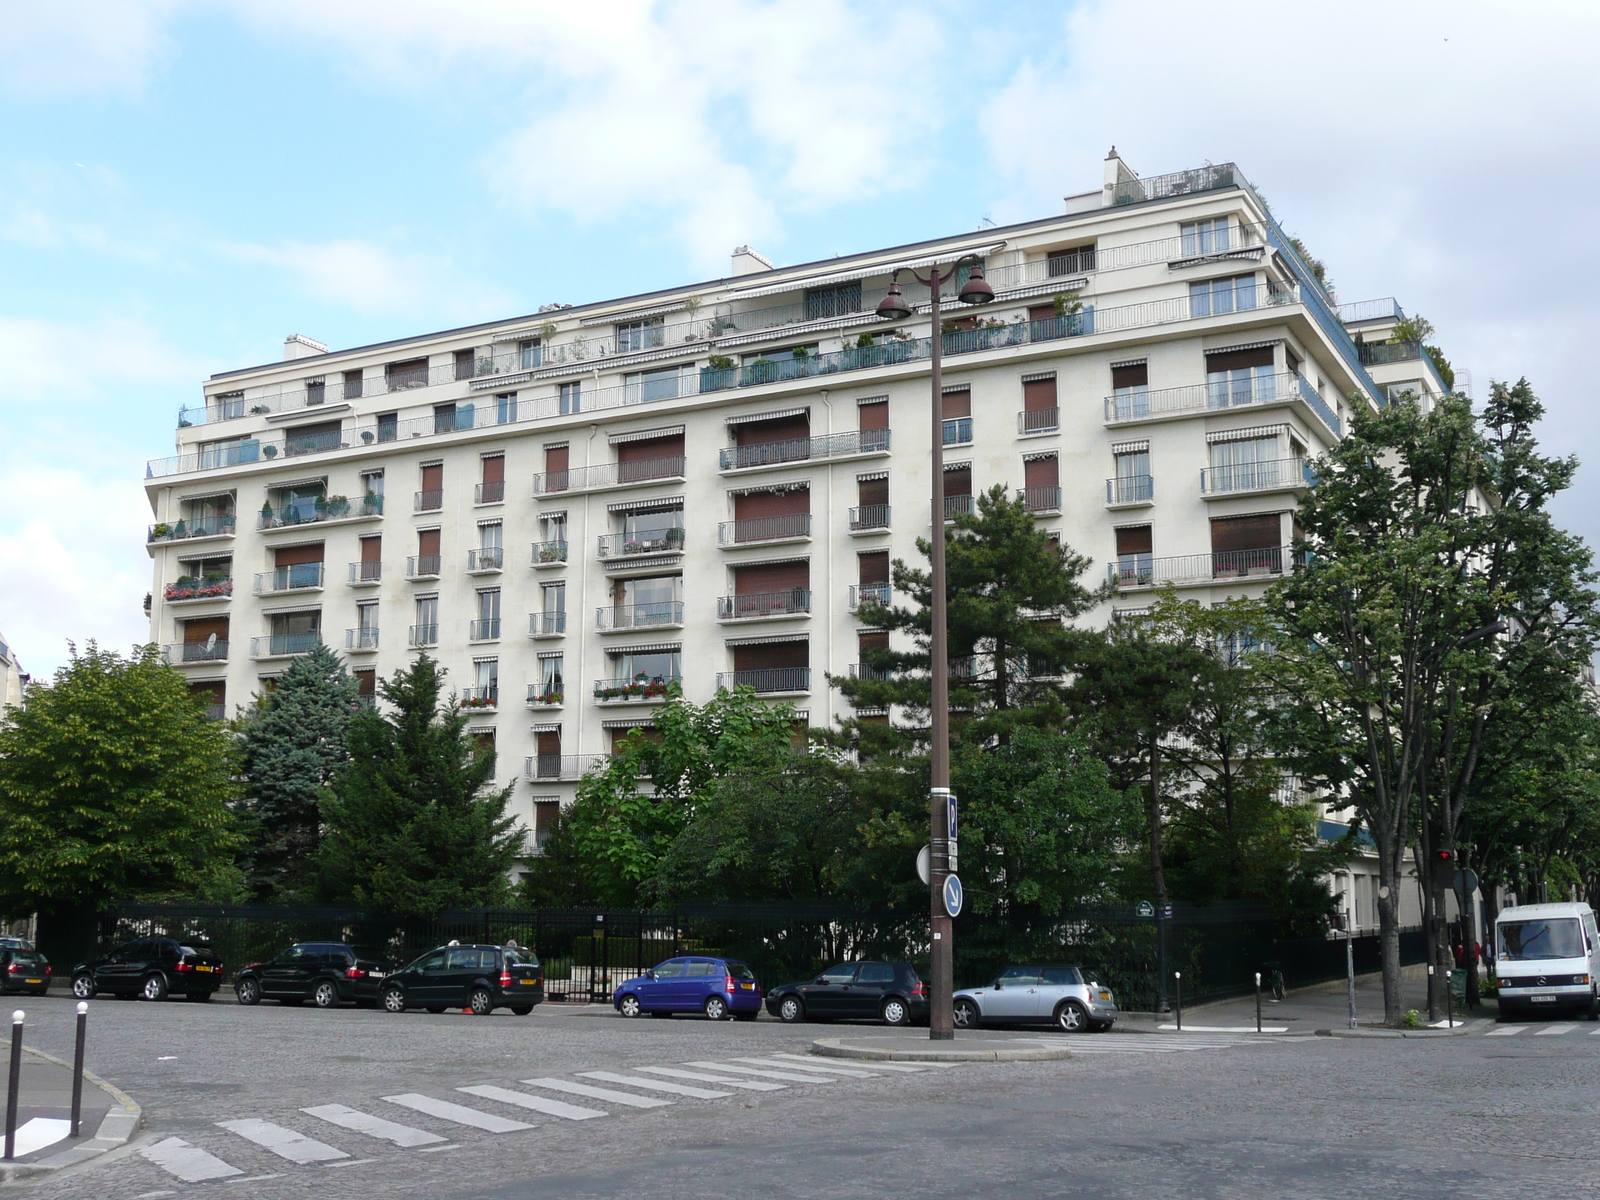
1174,971,1183,1031
4,1009,22,1161
1254,972,1262,1034
70,1002,87,1139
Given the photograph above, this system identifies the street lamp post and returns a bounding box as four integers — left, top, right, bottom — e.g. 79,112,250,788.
875,256,994,1039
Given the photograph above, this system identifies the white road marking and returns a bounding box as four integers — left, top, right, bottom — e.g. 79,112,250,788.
139,1136,244,1182
1485,1026,1525,1036
770,1053,927,1073
323,1158,379,1168
458,1084,608,1120
382,1094,533,1133
633,1066,786,1091
683,1061,840,1083
1534,1024,1580,1036
302,1104,446,1148
520,1078,671,1109
732,1056,878,1078
577,1071,730,1099
1156,1024,1287,1033
221,1173,285,1184
8,1117,70,1157
216,1118,349,1164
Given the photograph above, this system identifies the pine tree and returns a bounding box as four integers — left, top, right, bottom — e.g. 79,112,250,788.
237,642,358,900
320,656,523,914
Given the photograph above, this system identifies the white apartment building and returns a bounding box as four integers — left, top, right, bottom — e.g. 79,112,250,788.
0,628,25,715
144,151,1450,860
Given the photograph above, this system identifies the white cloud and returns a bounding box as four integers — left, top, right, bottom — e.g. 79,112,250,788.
0,314,208,405
0,0,179,97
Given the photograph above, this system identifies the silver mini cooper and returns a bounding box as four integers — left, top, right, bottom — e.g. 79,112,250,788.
953,964,1117,1032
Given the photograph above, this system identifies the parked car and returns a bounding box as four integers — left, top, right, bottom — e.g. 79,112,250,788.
612,957,762,1021
0,948,51,996
765,961,928,1026
71,937,224,1002
0,936,33,951
1495,901,1600,1020
952,965,1117,1032
379,944,544,1015
234,943,394,1008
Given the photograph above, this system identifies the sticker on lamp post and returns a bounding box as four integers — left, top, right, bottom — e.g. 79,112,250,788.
942,874,963,918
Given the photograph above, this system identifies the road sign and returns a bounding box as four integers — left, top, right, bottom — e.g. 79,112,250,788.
946,793,958,843
1137,901,1154,918
1162,904,1173,919
916,845,931,886
1454,868,1479,895
942,874,963,918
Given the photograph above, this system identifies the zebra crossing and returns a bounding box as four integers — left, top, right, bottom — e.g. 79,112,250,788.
1484,1021,1600,1037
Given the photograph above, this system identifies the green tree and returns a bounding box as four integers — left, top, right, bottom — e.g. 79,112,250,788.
237,643,358,900
320,656,522,914
0,644,243,960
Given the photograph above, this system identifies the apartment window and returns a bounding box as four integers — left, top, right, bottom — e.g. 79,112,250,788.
475,589,501,634
478,520,503,550
1111,449,1151,504
268,610,321,656
854,473,889,530
376,411,398,443
943,464,973,518
434,402,467,435
538,655,565,702
361,470,384,506
615,574,683,625
496,392,517,425
356,535,381,583
1210,513,1284,576
386,357,429,391
284,420,341,458
355,668,376,702
453,348,475,382
414,528,441,577
540,582,566,635
543,444,569,492
624,364,693,404
1023,455,1061,510
1208,436,1282,492
804,281,862,320
941,388,972,446
479,455,505,504
559,382,582,415
858,397,889,438
413,595,439,646
180,615,229,661
343,369,363,401
267,481,325,525
729,489,805,543
617,317,665,353
1180,218,1232,257
533,800,560,849
1115,525,1153,585
615,431,685,481
1190,274,1257,318
213,390,245,420
355,601,378,649
1206,347,1276,407
305,377,325,406
518,338,542,370
541,512,567,548
271,541,325,590
609,647,681,687
472,657,499,698
1047,243,1096,275
1110,362,1149,420
730,639,809,692
1021,374,1058,433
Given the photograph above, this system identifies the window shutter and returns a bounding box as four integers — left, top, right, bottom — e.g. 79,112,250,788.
360,535,381,564
859,551,890,585
616,434,685,463
1206,347,1274,373
481,455,505,484
183,616,230,643
1024,456,1059,489
274,542,325,567
1022,377,1057,411
734,488,810,520
545,445,569,473
942,466,972,496
418,528,441,556
858,399,888,430
733,415,809,446
1111,363,1148,390
857,476,889,506
1115,526,1153,556
941,388,971,419
421,463,443,492
733,561,809,594
1209,513,1282,553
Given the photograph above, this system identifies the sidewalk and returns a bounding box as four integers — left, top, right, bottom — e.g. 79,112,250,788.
1173,964,1490,1034
0,1045,139,1181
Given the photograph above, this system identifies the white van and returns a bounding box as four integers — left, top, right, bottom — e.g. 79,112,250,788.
1495,902,1600,1020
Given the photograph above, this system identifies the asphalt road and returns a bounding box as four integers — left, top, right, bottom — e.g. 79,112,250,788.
10,991,1598,1200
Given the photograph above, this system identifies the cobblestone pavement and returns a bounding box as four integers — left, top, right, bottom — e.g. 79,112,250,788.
9,989,1595,1199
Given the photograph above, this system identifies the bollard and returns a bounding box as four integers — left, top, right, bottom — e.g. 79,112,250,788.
70,1002,87,1138
1446,965,1454,1031
1254,972,1262,1034
1174,971,1182,1030
4,1010,21,1161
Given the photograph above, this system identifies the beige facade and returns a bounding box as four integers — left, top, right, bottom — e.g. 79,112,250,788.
0,628,25,715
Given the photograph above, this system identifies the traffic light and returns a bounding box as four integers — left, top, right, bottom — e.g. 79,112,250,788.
1430,849,1455,889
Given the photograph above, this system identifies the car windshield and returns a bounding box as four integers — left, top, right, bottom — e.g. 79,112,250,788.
1499,918,1586,961
504,950,540,968
10,952,44,966
724,961,756,980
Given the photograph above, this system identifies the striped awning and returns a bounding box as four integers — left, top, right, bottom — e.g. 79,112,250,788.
727,240,1008,300
608,425,684,445
855,470,889,482
607,495,684,513
727,480,808,497
1207,424,1287,444
1205,339,1280,356
528,722,561,733
1110,439,1150,454
607,642,681,656
943,460,971,473
1023,450,1060,462
602,716,658,730
725,406,808,427
941,382,971,394
725,633,810,648
1108,357,1147,369
1020,370,1057,383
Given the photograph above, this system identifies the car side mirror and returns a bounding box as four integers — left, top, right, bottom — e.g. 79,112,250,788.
993,981,1003,990
814,978,827,986
644,970,654,979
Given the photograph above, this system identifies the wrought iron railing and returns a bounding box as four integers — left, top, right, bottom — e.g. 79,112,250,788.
406,554,442,578
715,668,810,693
1105,475,1153,505
408,624,439,647
523,754,606,780
533,455,685,495
254,563,324,593
594,675,680,701
944,494,975,518
532,540,568,565
346,628,379,650
250,633,322,658
1018,407,1058,434
530,611,567,637
1200,458,1309,495
461,686,499,708
475,480,505,504
942,417,972,446
148,514,236,543
467,547,504,571
717,589,811,619
718,427,890,470
1112,162,1240,206
165,641,228,664
469,618,501,640
597,527,686,558
414,489,443,512
1108,546,1287,588
348,561,382,584
847,583,891,611
717,513,811,544
849,504,890,530
596,602,685,630
1020,485,1063,512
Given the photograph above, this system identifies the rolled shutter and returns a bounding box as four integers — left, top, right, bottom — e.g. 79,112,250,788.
858,551,890,585
1111,363,1148,390
481,455,505,484
418,528,441,556
857,476,889,506
734,488,810,520
421,463,443,492
1024,456,1059,489
617,434,684,463
183,616,229,643
858,400,888,430
733,561,809,594
1206,347,1274,373
274,542,325,567
1115,526,1152,556
1022,378,1057,411
1209,513,1281,552
941,389,971,419
360,535,381,564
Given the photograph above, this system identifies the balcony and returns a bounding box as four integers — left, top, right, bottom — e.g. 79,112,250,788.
718,428,889,471
414,489,443,513
467,547,504,573
532,541,569,567
1358,339,1422,366
849,504,890,532
523,753,606,781
532,455,686,496
944,494,974,519
254,563,325,594
1020,485,1063,513
848,583,891,612
348,561,382,586
164,577,233,604
406,554,442,580
164,641,228,665
1111,161,1241,206
461,686,499,710
529,612,567,638
408,624,439,648
717,590,811,620
597,601,685,631
148,514,235,544
597,527,686,559
250,633,322,660
941,417,972,447
469,618,501,641
1102,373,1341,439
475,480,505,504
1199,458,1310,497
848,663,891,680
717,513,811,546
594,674,680,702
346,628,379,651
1105,476,1154,507
526,685,565,708
258,495,383,531
1109,546,1288,589
715,668,810,694
1018,408,1059,436
203,703,226,721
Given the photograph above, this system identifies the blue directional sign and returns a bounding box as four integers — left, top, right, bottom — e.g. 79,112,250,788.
943,874,963,918
946,793,958,843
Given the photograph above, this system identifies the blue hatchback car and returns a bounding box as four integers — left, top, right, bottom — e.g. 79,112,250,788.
613,956,762,1021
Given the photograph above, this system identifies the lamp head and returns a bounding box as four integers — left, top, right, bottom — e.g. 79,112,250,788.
875,281,913,322
957,262,995,305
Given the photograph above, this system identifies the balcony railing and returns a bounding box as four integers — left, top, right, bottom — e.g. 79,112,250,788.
717,589,811,620
716,668,810,693
1102,372,1341,438
1020,485,1063,512
532,540,568,565
848,583,891,611
346,628,379,650
944,494,974,519
164,577,233,602
1109,546,1288,588
942,417,972,446
250,633,322,659
1336,298,1402,323
415,489,443,512
467,547,504,571
530,611,567,637
597,527,686,558
1105,475,1153,505
148,514,236,543
532,455,685,495
718,427,890,471
849,663,891,680
526,685,565,707
469,618,501,640
1018,407,1059,435
597,601,684,630
165,640,228,664
408,623,439,647
349,561,382,585
406,554,442,579
849,504,890,531
461,686,499,708
254,563,325,593
594,674,680,701
1111,161,1240,206
475,480,505,504
717,513,811,545
1296,375,1343,435
1199,458,1309,496
258,495,383,531
523,754,606,781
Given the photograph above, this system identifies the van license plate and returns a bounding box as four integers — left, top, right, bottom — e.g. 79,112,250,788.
1532,995,1557,1003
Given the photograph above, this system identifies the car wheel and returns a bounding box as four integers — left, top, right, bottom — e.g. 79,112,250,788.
952,998,980,1030
140,973,169,1002
618,994,643,1019
236,978,261,1006
313,980,340,1009
703,995,729,1021
510,1005,533,1016
469,989,494,1016
1054,999,1088,1033
881,997,911,1026
71,974,96,1001
777,995,805,1024
382,987,407,1014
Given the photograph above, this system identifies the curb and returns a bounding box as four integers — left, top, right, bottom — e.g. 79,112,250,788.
811,1037,1072,1063
0,1046,142,1182
1315,1018,1487,1039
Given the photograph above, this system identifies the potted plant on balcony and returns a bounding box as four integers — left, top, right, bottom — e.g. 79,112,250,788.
250,404,271,415
150,523,170,541
363,491,383,515
361,429,375,444
262,444,278,458
538,543,565,563
172,518,187,539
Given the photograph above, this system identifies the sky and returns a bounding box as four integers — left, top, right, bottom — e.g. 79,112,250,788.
2,0,1597,678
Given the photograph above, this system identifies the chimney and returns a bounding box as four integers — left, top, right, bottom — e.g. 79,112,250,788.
731,245,773,277
284,334,329,361
1101,146,1140,206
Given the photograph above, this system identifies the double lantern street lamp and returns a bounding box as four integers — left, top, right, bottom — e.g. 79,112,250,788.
874,256,994,1039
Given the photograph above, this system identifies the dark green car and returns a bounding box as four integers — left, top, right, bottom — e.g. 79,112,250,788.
379,944,544,1016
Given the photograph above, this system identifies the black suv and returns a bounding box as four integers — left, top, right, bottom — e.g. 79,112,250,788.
766,961,928,1026
234,943,394,1008
72,938,223,1002
380,944,544,1016
0,948,51,996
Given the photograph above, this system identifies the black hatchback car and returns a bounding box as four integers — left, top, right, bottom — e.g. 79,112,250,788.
379,944,544,1016
766,961,928,1026
0,948,51,996
71,937,224,1002
234,943,394,1008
